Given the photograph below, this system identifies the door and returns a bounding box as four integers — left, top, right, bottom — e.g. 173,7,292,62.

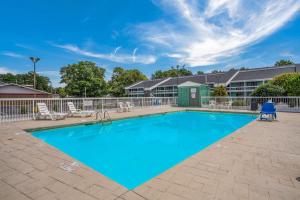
189,87,199,107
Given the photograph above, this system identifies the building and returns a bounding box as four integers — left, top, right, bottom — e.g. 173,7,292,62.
0,82,52,98
125,64,300,97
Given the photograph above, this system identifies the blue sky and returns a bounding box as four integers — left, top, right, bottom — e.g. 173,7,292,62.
1,0,300,86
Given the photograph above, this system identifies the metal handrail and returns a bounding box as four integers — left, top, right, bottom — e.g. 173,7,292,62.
95,110,112,124
103,110,112,123
96,111,103,121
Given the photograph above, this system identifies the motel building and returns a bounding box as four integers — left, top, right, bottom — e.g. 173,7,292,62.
0,82,52,98
125,64,300,97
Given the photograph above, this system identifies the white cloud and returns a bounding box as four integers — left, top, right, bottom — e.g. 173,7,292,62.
280,51,295,57
0,67,16,74
113,46,122,55
136,0,300,66
15,43,35,50
132,48,138,62
54,43,156,65
2,52,24,58
38,70,62,87
81,16,91,24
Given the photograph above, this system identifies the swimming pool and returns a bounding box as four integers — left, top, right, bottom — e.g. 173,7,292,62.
32,111,256,189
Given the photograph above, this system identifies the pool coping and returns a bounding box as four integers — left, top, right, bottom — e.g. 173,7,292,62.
29,109,258,190
25,108,259,132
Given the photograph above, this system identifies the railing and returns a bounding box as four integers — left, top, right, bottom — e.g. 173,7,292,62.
200,96,300,112
0,97,177,123
1,96,299,123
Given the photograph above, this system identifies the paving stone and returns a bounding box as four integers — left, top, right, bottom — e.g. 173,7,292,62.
87,184,117,200
1,191,32,200
120,191,146,200
46,180,74,194
1,171,30,185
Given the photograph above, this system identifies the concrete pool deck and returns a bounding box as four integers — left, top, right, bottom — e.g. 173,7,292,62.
0,107,300,200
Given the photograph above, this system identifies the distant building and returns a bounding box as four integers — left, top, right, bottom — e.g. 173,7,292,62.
0,82,52,98
125,64,300,97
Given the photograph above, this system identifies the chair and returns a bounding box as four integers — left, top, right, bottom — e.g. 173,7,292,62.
67,102,95,117
260,102,277,121
126,102,134,111
36,103,67,120
224,100,233,109
209,100,216,108
117,102,128,112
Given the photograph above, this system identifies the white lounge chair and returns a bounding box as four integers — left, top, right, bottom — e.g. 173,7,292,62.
209,100,216,108
224,100,233,109
67,102,95,117
126,102,134,111
117,102,128,112
36,103,67,120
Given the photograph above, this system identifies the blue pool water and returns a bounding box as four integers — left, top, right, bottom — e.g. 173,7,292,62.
32,111,256,189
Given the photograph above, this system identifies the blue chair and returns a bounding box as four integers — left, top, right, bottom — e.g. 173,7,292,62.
260,102,277,121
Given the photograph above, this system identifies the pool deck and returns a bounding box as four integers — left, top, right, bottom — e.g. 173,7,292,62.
0,107,300,200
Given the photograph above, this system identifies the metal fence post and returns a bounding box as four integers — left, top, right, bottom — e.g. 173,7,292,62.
60,99,63,113
32,99,35,120
101,98,104,113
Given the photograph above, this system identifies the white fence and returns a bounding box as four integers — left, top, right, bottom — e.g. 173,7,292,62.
1,96,300,123
0,97,177,123
200,96,300,112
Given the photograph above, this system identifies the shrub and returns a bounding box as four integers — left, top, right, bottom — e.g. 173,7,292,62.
272,73,300,96
232,100,246,106
212,85,228,96
251,83,285,97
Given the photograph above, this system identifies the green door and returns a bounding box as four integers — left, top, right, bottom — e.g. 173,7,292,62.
178,87,189,106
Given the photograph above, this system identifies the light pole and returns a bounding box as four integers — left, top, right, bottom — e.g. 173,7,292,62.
29,57,40,89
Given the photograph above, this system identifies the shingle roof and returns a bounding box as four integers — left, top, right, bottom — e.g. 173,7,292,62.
158,75,206,86
126,64,299,90
151,69,238,87
0,83,50,94
126,78,167,89
232,65,297,81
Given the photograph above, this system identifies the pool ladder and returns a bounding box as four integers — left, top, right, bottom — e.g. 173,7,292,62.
96,110,112,125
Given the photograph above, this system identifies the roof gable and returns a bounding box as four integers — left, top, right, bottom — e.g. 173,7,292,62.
178,81,201,87
0,83,50,94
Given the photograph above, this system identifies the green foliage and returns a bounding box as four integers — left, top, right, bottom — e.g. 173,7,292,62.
232,100,247,106
196,71,204,75
151,65,192,79
211,70,224,73
55,87,67,98
271,73,300,96
251,83,285,97
239,67,249,70
0,72,52,92
108,67,147,97
274,59,295,66
212,85,228,96
60,61,107,97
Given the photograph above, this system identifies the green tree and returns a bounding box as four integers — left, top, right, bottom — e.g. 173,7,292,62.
239,67,249,70
0,72,52,92
55,87,67,98
211,70,224,73
212,85,228,96
251,83,285,97
60,61,107,97
151,65,192,79
274,59,295,66
196,71,204,75
108,67,147,97
272,73,300,96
